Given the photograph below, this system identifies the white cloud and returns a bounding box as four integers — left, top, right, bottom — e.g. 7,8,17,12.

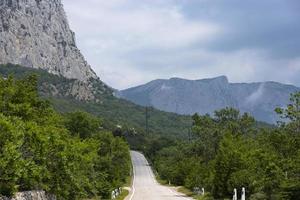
62,0,300,89
245,83,265,106
63,0,220,88
63,0,219,50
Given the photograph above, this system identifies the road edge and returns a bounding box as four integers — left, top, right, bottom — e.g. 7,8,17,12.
124,151,136,200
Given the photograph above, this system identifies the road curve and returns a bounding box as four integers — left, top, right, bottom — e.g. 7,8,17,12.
126,151,193,200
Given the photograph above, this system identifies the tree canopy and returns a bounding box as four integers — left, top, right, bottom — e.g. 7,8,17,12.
0,75,131,199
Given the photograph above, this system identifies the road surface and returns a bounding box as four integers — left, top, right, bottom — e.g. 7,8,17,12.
126,151,192,200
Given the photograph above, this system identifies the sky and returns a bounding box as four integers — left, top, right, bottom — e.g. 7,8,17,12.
63,0,300,90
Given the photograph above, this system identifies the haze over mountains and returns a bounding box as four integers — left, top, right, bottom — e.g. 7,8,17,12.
1,0,299,125
118,76,299,123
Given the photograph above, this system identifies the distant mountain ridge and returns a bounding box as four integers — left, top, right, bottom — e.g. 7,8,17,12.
117,76,300,123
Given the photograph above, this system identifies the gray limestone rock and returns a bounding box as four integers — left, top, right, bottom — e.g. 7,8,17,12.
0,191,56,200
0,0,97,82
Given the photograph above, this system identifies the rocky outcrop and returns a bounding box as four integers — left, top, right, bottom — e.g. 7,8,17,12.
0,191,56,200
0,63,111,101
41,80,96,101
118,76,300,123
0,0,97,82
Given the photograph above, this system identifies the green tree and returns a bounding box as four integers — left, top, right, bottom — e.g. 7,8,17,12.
64,111,102,139
0,115,24,196
275,92,300,134
0,75,131,199
212,132,244,198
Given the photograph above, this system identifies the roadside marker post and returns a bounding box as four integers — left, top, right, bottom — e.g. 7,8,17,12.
111,190,115,199
233,188,237,200
241,187,245,200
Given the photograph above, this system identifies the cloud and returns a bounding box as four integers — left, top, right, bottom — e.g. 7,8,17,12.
245,83,265,106
62,0,300,89
63,0,219,50
160,84,172,91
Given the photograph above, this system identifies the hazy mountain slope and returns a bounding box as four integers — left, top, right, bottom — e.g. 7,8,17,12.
118,76,300,123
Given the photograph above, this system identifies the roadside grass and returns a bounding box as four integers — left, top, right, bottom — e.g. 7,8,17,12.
151,167,173,186
115,189,129,200
155,174,169,186
124,171,133,187
154,174,203,200
177,186,194,196
116,158,134,200
177,186,213,200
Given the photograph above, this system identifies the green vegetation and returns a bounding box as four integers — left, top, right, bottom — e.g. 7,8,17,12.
0,64,192,147
0,74,131,199
177,187,212,200
1,64,299,200
146,94,300,200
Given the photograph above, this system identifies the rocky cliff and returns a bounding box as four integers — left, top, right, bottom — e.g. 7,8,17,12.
0,0,97,82
0,191,55,200
118,76,300,123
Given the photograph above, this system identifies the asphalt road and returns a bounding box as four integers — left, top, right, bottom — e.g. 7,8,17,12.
126,151,192,200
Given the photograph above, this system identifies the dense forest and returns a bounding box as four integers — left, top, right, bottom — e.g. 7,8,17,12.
145,93,300,199
0,75,131,199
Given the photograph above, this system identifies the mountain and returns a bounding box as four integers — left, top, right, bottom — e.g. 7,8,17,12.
0,0,97,82
0,0,193,140
0,64,193,141
0,0,111,101
117,76,300,123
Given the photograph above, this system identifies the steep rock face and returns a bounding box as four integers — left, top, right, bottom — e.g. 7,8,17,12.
118,76,300,123
0,191,56,200
41,80,96,101
0,0,97,81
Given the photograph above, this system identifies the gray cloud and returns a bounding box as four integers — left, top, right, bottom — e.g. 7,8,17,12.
63,0,300,89
183,0,300,57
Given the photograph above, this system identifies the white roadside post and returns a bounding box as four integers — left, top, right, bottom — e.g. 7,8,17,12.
241,187,245,200
202,188,205,195
233,188,237,200
111,190,115,199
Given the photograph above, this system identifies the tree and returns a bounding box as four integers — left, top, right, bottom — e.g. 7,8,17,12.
276,92,300,134
0,115,24,196
214,107,240,123
64,111,102,139
0,75,55,124
212,132,244,198
0,75,131,199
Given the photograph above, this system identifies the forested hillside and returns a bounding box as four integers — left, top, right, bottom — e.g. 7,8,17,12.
0,64,192,143
0,74,131,199
145,95,300,199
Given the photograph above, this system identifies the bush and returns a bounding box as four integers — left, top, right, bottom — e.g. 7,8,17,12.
0,75,131,199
